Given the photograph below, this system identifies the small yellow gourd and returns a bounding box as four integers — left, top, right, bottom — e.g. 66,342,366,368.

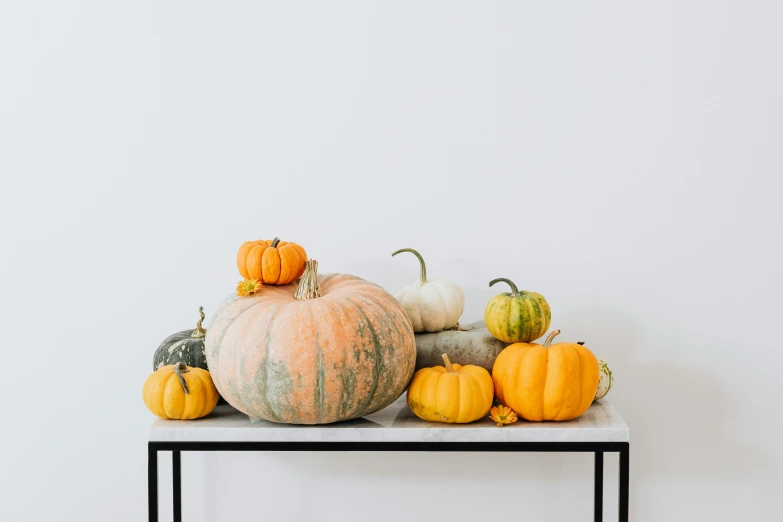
406,353,494,423
143,363,219,420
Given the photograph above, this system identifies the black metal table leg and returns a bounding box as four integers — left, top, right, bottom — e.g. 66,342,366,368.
148,444,158,522
147,440,629,521
619,443,629,522
173,451,182,522
594,451,603,522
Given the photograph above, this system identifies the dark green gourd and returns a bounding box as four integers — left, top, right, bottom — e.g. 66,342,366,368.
152,307,209,371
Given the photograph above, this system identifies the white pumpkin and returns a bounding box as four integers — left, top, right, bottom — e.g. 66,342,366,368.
392,248,465,332
595,358,614,400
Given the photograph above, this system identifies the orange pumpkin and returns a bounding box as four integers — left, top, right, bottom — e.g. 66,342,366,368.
206,260,416,424
492,330,599,421
142,363,219,420
236,237,307,285
406,354,494,423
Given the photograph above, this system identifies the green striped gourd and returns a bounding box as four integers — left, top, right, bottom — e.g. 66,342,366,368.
484,278,551,343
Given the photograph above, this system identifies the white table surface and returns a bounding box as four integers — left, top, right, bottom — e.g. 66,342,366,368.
149,395,629,443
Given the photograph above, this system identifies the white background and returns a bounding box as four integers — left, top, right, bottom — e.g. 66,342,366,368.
1,1,781,521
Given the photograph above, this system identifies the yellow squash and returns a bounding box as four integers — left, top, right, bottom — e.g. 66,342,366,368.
485,278,551,343
143,363,219,420
492,330,598,421
407,353,494,423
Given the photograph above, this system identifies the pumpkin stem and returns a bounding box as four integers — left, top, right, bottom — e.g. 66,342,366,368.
191,306,207,338
173,362,190,394
270,237,281,248
543,329,561,348
295,259,321,300
489,278,519,296
391,248,428,285
441,353,457,374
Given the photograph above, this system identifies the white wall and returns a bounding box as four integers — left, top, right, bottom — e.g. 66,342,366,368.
1,1,781,520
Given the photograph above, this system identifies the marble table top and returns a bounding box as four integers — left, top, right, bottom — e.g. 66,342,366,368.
149,395,629,443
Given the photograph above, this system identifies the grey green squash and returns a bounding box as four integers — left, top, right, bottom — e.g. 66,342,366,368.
413,320,508,372
152,307,209,371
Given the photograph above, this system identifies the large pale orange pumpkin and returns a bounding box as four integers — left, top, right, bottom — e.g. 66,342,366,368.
236,237,307,285
206,260,416,424
492,330,599,421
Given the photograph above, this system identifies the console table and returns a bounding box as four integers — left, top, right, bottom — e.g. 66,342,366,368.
148,396,629,522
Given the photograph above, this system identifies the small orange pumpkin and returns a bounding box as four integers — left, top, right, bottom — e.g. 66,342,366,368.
143,363,219,420
236,237,307,285
492,330,599,421
406,353,494,424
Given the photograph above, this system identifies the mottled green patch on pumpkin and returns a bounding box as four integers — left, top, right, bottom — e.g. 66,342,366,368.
314,331,325,424
248,304,286,422
407,397,426,417
264,358,296,421
338,369,358,417
346,297,384,416
352,292,412,412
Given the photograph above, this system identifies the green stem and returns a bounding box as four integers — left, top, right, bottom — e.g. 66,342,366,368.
544,330,561,348
270,237,281,248
488,278,519,296
391,248,428,285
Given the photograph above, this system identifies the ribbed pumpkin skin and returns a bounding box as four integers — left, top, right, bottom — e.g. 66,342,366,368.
143,365,219,420
395,280,464,332
407,363,493,423
205,274,416,424
236,239,307,285
492,340,599,421
485,291,551,343
391,248,464,332
152,330,207,371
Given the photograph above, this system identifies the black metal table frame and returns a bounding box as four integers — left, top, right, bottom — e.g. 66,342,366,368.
148,441,629,522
